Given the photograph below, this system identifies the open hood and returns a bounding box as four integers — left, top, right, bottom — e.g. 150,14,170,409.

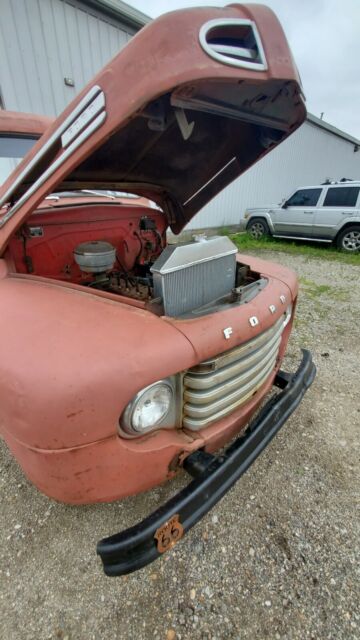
0,3,306,253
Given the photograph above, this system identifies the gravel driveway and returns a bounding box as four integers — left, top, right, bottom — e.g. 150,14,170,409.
1,250,359,640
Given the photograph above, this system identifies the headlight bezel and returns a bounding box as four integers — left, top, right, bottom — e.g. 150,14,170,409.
119,377,178,438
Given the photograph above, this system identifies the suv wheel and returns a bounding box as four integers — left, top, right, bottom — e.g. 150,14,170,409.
336,225,360,252
247,218,270,239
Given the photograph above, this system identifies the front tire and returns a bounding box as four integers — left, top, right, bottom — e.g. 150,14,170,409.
336,225,360,252
247,218,270,239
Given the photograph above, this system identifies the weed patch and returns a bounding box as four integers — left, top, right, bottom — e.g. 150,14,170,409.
230,233,360,265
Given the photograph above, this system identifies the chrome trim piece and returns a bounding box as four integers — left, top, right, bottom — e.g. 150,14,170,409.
223,327,233,340
0,85,102,210
192,318,283,373
183,315,287,430
185,319,284,387
0,111,106,227
184,331,281,397
212,44,255,60
61,91,106,148
183,360,275,430
199,18,268,72
283,306,292,328
269,304,276,314
118,375,182,439
120,379,174,436
272,235,332,243
185,358,276,420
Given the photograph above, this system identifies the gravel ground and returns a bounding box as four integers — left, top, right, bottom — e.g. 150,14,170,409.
1,250,359,640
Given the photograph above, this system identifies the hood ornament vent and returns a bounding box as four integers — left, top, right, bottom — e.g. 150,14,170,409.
199,19,267,71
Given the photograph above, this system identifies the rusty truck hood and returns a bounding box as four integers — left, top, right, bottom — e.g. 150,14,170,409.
0,3,306,253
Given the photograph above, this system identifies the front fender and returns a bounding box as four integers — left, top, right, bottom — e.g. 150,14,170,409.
246,210,275,233
0,275,196,450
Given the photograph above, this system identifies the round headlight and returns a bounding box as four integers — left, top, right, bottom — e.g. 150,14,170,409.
121,381,173,435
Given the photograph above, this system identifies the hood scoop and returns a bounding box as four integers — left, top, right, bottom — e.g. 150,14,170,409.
199,19,267,71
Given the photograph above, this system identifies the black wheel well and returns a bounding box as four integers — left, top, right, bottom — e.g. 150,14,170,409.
334,221,360,241
246,216,270,231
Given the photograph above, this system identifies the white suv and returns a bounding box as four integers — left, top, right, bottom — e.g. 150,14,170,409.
242,180,360,252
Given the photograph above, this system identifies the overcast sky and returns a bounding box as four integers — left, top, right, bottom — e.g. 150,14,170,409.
129,0,360,139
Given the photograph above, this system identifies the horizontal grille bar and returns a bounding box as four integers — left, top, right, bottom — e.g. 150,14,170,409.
189,316,284,374
183,314,287,430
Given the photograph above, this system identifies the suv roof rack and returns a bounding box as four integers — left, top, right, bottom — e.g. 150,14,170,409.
321,178,358,185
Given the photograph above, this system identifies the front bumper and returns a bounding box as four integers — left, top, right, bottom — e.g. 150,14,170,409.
97,349,316,576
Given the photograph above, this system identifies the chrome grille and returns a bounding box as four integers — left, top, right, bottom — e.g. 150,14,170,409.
183,315,286,430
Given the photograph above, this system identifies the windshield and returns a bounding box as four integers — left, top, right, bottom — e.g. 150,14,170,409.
0,135,38,185
0,137,161,210
51,190,142,200
49,189,161,209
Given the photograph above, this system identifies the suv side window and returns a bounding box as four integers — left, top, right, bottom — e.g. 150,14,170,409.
286,188,322,207
323,186,360,207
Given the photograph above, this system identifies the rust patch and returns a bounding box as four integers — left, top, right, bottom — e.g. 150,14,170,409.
74,467,92,477
66,410,84,419
168,451,184,473
154,514,184,553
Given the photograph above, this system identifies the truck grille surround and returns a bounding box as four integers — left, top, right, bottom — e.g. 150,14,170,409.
182,315,287,430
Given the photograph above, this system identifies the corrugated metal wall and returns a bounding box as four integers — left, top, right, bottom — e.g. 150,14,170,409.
187,120,360,230
0,0,133,116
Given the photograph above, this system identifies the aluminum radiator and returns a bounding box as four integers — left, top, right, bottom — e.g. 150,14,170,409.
151,236,237,317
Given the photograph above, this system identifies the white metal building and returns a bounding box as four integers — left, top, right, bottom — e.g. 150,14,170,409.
1,0,359,230
0,0,148,115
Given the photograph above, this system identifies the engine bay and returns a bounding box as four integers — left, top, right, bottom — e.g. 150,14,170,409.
8,198,264,317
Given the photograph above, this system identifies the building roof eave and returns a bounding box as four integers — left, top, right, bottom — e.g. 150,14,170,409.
307,113,360,147
80,0,150,30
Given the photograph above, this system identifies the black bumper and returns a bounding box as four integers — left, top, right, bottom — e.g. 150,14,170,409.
97,349,316,576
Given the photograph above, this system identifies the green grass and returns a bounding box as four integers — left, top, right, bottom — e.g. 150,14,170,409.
230,232,360,265
219,226,231,236
299,278,350,302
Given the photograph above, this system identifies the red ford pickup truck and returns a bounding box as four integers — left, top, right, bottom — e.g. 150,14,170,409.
0,4,315,575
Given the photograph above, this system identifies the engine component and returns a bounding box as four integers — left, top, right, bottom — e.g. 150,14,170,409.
139,216,157,231
151,236,237,317
73,241,116,274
